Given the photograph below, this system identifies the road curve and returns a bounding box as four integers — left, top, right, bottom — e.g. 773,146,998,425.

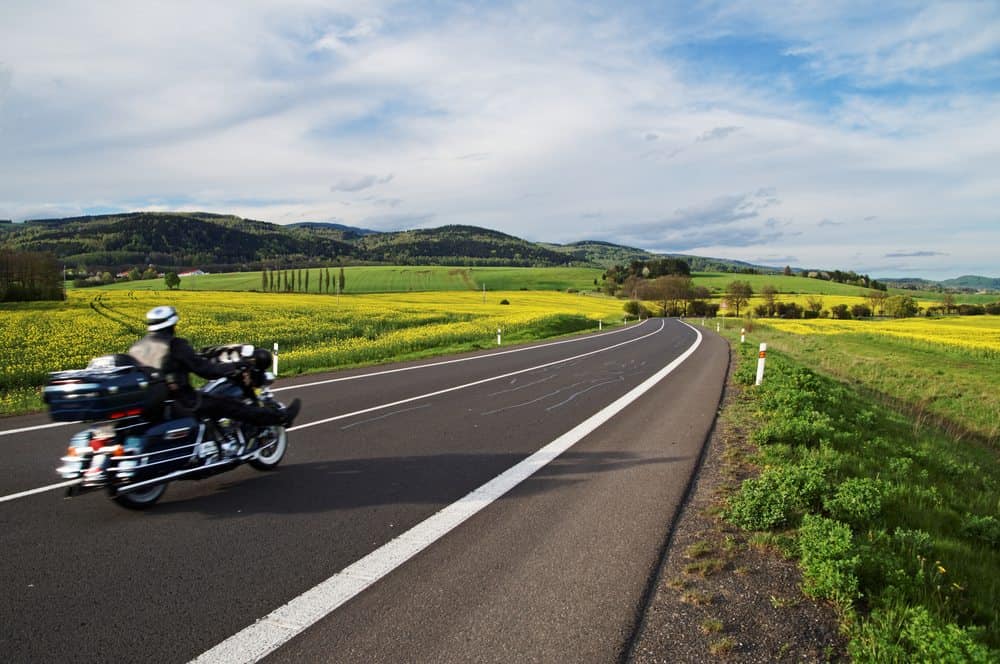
0,319,728,663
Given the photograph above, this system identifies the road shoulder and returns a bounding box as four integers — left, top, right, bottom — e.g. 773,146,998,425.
629,342,848,663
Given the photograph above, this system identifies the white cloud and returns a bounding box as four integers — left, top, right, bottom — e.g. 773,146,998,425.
0,1,997,278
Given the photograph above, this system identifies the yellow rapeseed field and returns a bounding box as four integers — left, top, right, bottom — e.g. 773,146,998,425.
0,289,627,415
758,316,1000,356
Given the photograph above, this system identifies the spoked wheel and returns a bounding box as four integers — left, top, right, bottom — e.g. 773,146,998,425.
112,483,167,510
249,425,287,470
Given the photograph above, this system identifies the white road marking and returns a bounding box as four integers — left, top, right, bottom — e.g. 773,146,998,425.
287,321,665,433
0,420,81,437
0,321,659,505
0,479,81,505
191,321,703,664
270,319,642,393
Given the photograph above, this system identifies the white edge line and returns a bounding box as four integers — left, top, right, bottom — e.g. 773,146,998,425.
0,479,81,505
0,420,81,437
191,321,703,664
0,321,646,437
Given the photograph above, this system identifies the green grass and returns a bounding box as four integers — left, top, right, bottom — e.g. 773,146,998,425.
887,288,999,305
739,322,1000,444
721,338,1000,660
691,273,877,297
88,266,605,294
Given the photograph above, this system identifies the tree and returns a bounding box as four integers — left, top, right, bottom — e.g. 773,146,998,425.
760,284,779,316
305,270,310,292
261,269,268,292
941,292,956,315
142,266,157,280
649,275,694,316
884,295,919,318
805,296,824,318
867,291,889,316
164,271,180,289
338,267,345,293
723,280,753,317
783,265,793,277
127,267,141,281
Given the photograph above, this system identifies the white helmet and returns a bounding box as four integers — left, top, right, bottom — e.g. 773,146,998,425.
146,305,179,331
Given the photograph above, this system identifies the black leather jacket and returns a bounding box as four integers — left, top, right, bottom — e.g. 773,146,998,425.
129,330,233,404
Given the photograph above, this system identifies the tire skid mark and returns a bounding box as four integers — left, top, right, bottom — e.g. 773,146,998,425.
339,404,433,431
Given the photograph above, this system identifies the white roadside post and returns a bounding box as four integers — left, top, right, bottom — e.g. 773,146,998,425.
741,327,746,344
755,343,767,386
273,342,279,376
716,321,720,333
599,320,603,331
497,327,502,346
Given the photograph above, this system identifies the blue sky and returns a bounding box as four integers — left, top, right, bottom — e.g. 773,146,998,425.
1,1,998,279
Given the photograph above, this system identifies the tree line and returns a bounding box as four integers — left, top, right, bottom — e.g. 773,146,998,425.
260,267,346,294
0,250,64,302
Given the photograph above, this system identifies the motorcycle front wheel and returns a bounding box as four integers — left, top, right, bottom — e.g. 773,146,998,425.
112,483,167,510
249,425,287,470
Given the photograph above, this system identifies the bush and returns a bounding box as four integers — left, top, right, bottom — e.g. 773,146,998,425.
727,458,830,530
851,303,872,318
984,302,1000,315
830,304,852,319
775,302,803,319
798,514,860,606
960,514,1000,548
957,304,985,316
623,300,642,316
823,477,883,525
499,299,510,305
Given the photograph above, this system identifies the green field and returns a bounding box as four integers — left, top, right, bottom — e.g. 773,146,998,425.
692,273,876,296
93,266,605,294
721,329,999,659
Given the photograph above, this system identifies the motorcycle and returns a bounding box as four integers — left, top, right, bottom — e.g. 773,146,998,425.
44,344,289,509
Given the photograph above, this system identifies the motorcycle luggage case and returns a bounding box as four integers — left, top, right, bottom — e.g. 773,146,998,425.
43,354,166,422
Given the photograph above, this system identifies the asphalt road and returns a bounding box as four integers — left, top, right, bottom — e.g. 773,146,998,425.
0,319,728,663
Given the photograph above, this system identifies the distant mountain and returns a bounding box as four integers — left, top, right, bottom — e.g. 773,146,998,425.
544,240,779,273
357,225,573,267
882,275,1000,292
941,275,1000,290
1,212,355,271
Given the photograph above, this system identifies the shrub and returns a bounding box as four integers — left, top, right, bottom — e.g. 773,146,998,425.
798,514,860,606
957,304,985,316
830,304,852,319
960,514,1000,549
499,299,510,305
984,302,1000,315
727,458,830,530
623,300,642,316
851,303,872,318
823,477,884,525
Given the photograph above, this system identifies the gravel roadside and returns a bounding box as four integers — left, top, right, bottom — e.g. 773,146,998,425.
628,345,848,663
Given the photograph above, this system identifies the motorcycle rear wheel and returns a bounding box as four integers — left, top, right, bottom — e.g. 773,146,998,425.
112,483,167,509
249,425,287,470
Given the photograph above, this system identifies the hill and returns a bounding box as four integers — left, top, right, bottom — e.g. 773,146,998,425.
544,240,778,273
0,212,355,272
0,214,576,271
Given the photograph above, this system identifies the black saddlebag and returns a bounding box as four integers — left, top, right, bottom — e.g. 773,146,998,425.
43,354,168,422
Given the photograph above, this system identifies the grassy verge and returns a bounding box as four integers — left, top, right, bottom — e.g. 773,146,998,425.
720,338,999,661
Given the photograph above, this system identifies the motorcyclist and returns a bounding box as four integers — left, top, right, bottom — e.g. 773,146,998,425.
129,306,301,431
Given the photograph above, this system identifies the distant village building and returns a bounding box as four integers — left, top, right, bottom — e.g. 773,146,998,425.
178,269,208,277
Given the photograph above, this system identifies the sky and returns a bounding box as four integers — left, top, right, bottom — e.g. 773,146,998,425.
1,1,998,280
